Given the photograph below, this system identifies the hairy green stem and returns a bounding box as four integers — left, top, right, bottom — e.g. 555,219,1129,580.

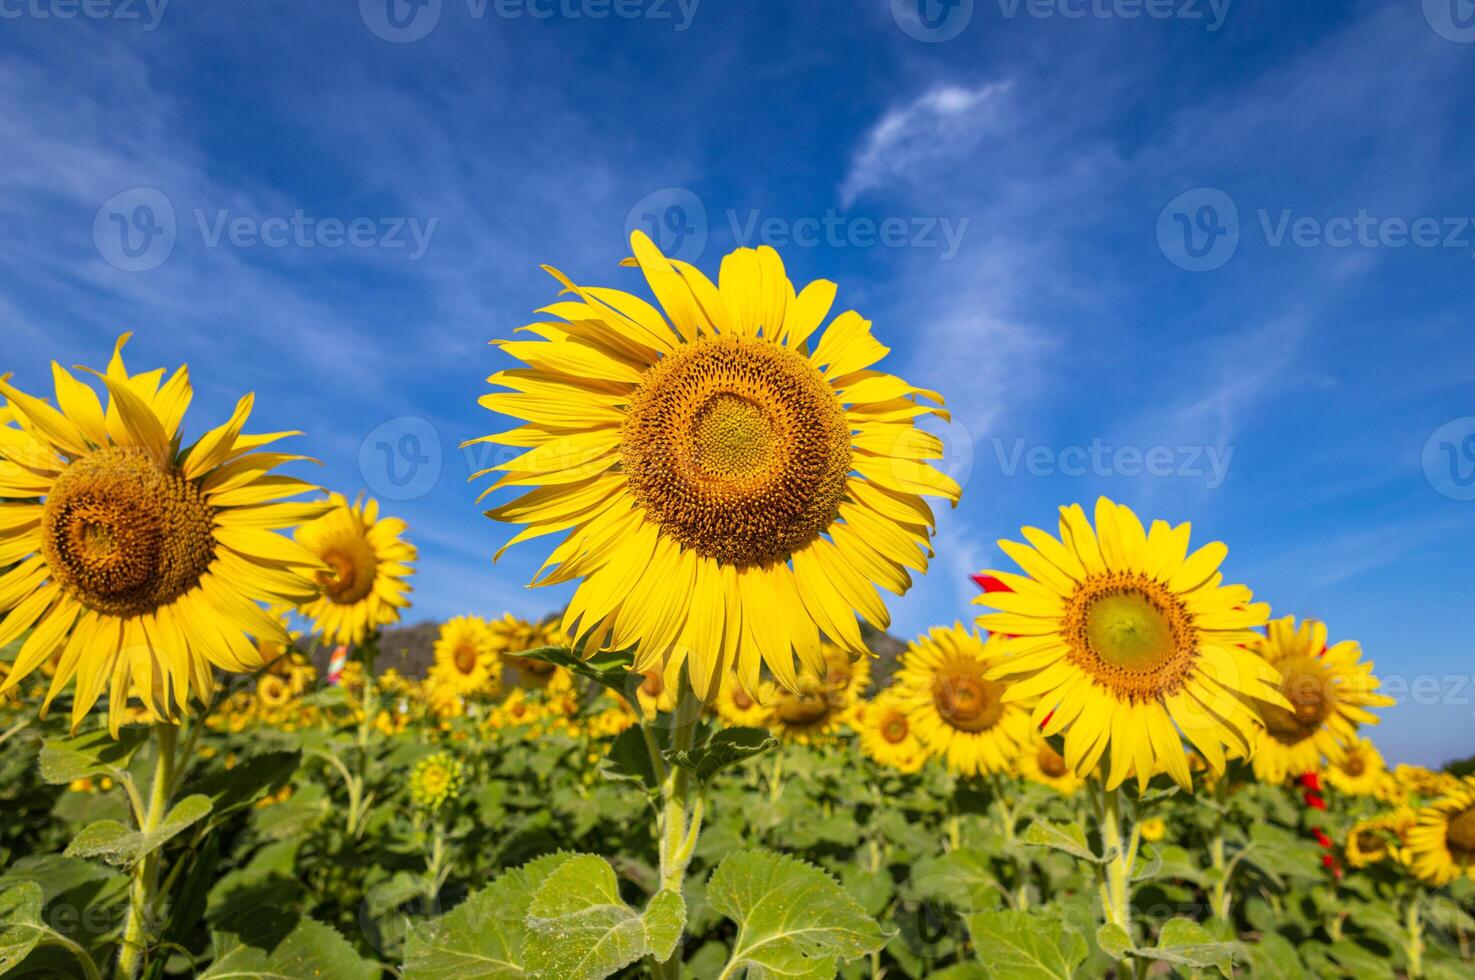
1406,891,1425,979
116,723,178,980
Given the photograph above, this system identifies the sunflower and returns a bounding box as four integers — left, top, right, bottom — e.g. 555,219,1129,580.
1017,733,1083,795
975,498,1281,791
409,752,465,812
767,643,869,743
491,614,568,688
713,673,772,728
1405,779,1475,885
1139,817,1167,843
894,625,1033,776
1244,616,1394,785
633,658,680,715
428,616,500,699
295,493,415,647
1345,807,1416,869
857,688,927,774
0,335,326,734
469,231,960,703
1388,764,1461,803
255,672,292,709
1324,736,1387,797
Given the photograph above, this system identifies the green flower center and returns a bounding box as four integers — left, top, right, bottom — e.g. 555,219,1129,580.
1086,592,1175,671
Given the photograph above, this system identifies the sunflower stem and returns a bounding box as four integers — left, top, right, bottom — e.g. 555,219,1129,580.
117,723,178,980
1097,779,1136,975
651,679,703,978
1405,889,1426,979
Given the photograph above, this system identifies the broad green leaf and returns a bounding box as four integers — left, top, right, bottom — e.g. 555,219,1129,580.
523,854,649,980
963,910,1088,979
1244,932,1307,979
642,889,686,964
38,727,149,785
1327,939,1392,980
200,910,379,979
1095,923,1133,960
0,881,99,979
402,852,569,979
665,727,776,782
512,647,641,716
707,849,888,980
0,882,45,973
1143,918,1237,976
65,794,212,867
601,727,661,789
1022,821,1101,864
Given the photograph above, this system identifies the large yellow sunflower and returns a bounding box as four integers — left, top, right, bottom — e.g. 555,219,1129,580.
428,616,500,699
0,335,326,734
295,493,415,646
1324,736,1387,797
1244,616,1394,784
894,625,1033,776
857,688,928,774
469,231,960,702
975,498,1281,791
1405,778,1475,886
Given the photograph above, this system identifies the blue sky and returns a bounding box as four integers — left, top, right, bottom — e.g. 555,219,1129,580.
1,0,1472,764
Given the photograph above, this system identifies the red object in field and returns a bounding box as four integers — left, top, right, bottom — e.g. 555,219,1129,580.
1304,791,1327,811
327,645,349,685
1298,772,1321,792
972,574,1011,594
1312,827,1332,849
1322,854,1336,869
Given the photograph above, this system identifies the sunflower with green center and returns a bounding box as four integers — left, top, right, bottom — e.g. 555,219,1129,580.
409,752,465,812
1405,778,1475,885
1017,733,1083,795
1345,808,1416,869
0,335,326,734
1324,735,1387,797
1244,616,1394,785
469,231,960,703
428,616,501,699
975,498,1282,791
295,493,415,647
857,688,927,773
713,673,773,728
894,625,1033,776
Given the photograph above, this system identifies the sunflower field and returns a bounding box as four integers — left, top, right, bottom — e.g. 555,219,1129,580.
1,235,1472,980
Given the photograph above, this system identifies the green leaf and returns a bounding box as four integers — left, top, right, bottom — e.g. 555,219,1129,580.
0,882,45,974
0,881,99,979
963,910,1088,979
200,910,379,979
664,727,776,782
1095,923,1133,960
642,889,686,964
1244,933,1307,979
38,727,150,785
707,849,888,980
188,749,300,819
523,854,654,980
512,647,642,716
1022,821,1101,864
402,852,570,979
65,794,212,867
1144,918,1237,976
600,727,661,789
